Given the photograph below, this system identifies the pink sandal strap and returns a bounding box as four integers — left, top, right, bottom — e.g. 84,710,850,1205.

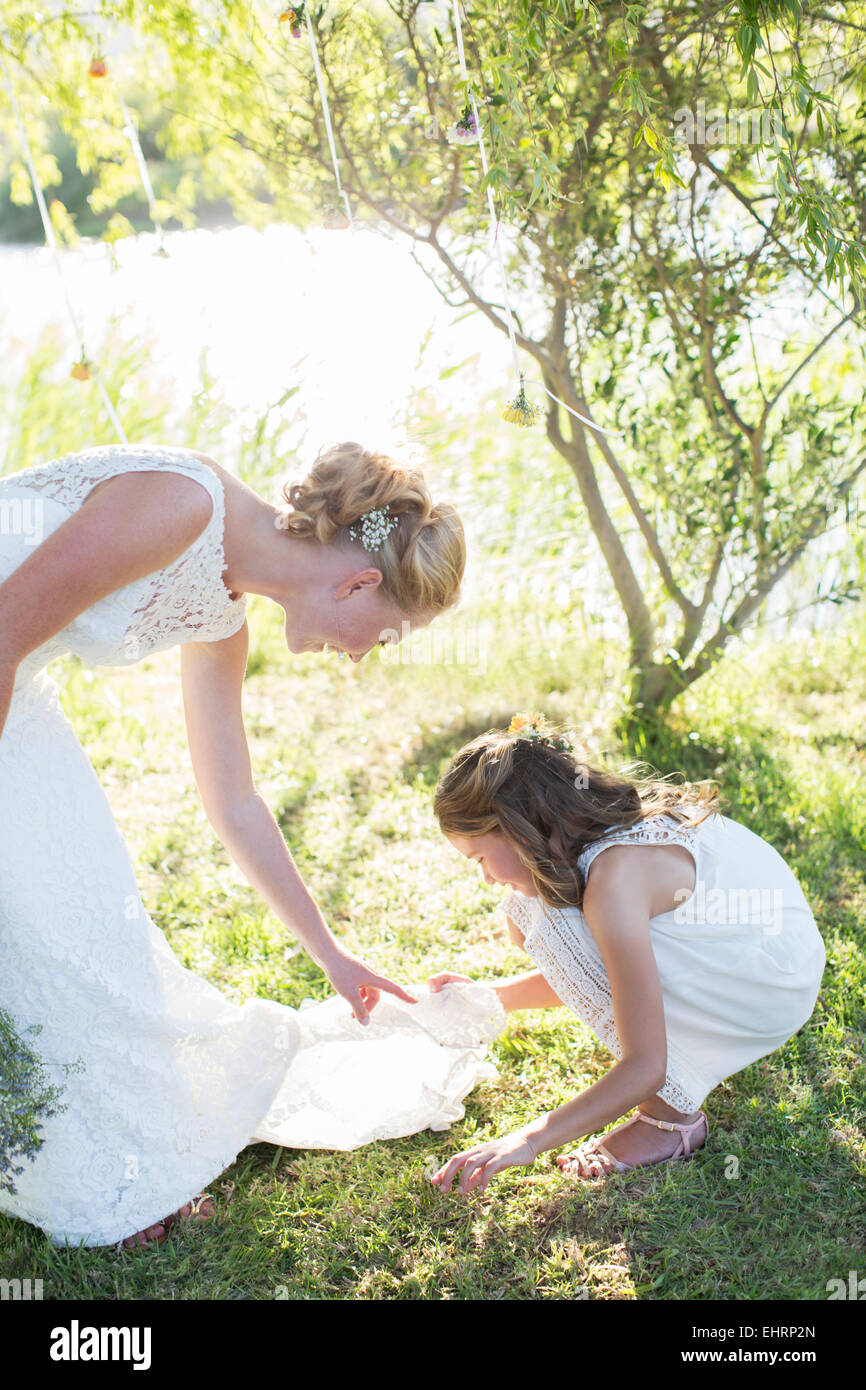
636,1109,708,1158
566,1111,708,1176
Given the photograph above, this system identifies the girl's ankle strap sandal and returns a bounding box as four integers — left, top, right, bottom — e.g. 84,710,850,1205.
562,1109,709,1178
635,1109,709,1158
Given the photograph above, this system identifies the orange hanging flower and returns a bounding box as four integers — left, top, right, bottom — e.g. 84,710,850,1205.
279,5,304,37
88,57,108,78
322,205,349,230
70,354,91,381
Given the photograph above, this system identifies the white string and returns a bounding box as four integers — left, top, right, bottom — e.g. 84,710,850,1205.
450,0,624,439
117,92,168,255
0,46,128,443
302,5,355,230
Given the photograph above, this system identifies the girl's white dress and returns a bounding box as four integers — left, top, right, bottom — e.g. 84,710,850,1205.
0,445,505,1248
500,812,826,1113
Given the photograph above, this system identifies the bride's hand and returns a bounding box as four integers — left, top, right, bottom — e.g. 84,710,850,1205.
324,949,418,1026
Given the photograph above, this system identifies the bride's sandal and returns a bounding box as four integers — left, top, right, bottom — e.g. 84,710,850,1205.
161,1191,215,1234
117,1192,215,1252
560,1110,709,1180
117,1222,169,1252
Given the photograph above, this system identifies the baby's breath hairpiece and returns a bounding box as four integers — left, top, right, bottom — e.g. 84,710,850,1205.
348,505,399,552
507,711,574,756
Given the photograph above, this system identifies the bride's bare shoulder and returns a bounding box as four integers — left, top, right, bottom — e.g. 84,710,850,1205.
83,465,214,527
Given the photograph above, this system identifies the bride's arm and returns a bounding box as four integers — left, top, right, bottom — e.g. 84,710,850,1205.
180,626,416,1022
180,622,342,971
0,470,213,739
0,665,14,741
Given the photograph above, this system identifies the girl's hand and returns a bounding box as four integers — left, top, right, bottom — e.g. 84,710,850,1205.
429,1130,537,1195
427,971,475,992
324,949,418,1026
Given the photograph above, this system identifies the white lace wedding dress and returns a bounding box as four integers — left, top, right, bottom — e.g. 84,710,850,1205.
499,811,826,1113
0,445,505,1248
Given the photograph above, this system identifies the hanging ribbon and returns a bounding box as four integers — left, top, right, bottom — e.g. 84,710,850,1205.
301,6,355,231
450,0,624,439
0,47,128,443
116,92,168,256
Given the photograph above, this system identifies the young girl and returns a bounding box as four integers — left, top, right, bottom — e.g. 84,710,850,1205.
427,713,826,1196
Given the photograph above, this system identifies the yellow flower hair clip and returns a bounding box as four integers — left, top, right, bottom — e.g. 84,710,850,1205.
507,712,574,755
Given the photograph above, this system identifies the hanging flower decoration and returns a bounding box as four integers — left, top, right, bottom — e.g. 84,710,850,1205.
70,353,92,382
445,103,478,146
502,373,540,427
88,57,108,78
322,204,349,230
279,5,305,37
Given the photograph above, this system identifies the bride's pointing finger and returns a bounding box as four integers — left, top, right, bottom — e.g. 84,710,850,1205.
373,974,418,1004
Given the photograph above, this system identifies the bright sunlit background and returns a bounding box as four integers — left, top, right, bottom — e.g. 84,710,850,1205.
0,221,513,453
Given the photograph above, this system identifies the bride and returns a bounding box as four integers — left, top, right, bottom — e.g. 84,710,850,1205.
0,439,500,1252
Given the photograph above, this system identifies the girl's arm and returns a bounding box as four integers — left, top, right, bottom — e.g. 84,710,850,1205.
180,624,416,1023
428,913,567,1009
432,850,670,1192
495,971,567,1011
429,969,565,1010
518,846,669,1156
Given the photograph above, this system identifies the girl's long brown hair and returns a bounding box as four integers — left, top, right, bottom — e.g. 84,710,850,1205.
433,720,720,908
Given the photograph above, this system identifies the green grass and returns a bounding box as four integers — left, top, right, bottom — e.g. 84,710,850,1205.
0,589,863,1301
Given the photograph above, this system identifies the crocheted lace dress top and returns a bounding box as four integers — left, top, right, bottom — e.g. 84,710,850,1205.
3,444,248,688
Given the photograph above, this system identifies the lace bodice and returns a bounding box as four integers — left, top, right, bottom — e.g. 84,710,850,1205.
0,445,247,680
575,810,703,881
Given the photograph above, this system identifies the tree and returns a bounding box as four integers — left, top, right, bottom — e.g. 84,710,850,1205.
1,0,864,713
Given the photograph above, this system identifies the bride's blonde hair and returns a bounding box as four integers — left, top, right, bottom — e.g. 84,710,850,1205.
279,441,465,617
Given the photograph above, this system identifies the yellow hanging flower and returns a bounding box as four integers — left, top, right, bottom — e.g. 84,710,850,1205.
502,373,540,427
70,353,91,382
88,57,107,78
